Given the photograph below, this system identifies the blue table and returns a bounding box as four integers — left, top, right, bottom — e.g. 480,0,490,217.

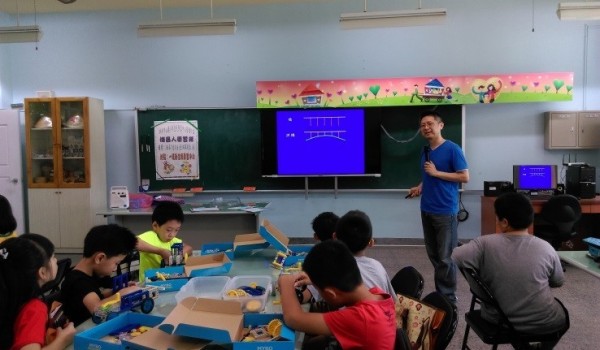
74,248,305,349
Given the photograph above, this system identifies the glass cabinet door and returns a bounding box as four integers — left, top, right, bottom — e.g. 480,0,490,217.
58,98,89,187
25,98,57,188
25,97,91,188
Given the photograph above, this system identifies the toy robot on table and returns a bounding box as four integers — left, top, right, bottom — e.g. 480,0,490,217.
92,273,160,324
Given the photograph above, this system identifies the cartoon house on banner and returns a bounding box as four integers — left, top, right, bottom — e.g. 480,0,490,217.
421,78,445,103
299,84,325,106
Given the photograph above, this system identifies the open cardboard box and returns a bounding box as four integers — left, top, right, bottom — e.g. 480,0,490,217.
200,233,270,260
259,220,312,267
146,253,232,292
75,312,167,350
124,297,295,350
233,233,270,254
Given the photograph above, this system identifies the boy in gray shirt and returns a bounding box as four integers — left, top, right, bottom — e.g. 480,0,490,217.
335,210,398,303
452,192,567,345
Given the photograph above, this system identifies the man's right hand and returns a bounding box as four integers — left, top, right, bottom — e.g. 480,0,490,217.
407,186,422,198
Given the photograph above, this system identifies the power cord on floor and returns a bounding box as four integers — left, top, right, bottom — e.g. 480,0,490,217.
458,192,469,222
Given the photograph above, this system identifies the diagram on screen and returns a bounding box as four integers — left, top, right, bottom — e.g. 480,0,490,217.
304,115,347,141
276,109,365,175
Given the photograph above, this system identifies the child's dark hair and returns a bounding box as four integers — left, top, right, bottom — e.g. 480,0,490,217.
83,224,137,258
312,211,339,241
302,240,362,293
335,210,372,254
0,195,17,236
0,234,54,348
494,192,534,230
152,201,184,226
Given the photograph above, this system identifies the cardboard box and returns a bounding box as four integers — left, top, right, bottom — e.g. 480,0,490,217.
200,234,270,260
125,297,294,350
259,220,290,253
122,327,210,349
259,220,312,266
74,312,165,350
200,242,235,260
145,265,189,292
233,233,270,254
284,244,312,267
146,253,232,292
583,237,600,258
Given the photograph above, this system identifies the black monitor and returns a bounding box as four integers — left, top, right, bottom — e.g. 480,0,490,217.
512,165,558,191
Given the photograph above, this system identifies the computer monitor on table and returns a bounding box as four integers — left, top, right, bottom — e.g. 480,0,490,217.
512,165,558,193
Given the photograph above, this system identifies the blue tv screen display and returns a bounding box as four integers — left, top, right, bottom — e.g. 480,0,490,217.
513,165,557,190
276,109,365,175
260,108,381,177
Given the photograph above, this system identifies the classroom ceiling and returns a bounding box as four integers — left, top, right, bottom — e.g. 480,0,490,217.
0,0,325,15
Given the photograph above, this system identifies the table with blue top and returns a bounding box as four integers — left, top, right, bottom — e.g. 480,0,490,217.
557,250,600,279
74,247,307,349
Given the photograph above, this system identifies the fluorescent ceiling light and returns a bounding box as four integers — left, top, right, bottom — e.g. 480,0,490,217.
138,19,236,37
0,25,42,43
557,2,600,20
340,8,446,29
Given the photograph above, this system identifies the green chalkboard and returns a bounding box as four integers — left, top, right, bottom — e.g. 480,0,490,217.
137,105,463,191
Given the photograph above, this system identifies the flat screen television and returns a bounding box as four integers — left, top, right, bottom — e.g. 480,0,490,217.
261,108,381,177
512,165,558,191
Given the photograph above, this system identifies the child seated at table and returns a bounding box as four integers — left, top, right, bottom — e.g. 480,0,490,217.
61,224,138,326
136,201,193,281
278,240,396,350
311,211,339,242
0,234,76,350
334,210,397,302
299,212,339,304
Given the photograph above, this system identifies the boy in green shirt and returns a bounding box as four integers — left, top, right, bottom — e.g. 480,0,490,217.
137,201,193,281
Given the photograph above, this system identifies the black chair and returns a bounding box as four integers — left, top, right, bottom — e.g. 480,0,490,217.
41,257,72,307
41,257,71,295
459,267,570,350
421,291,458,350
391,265,425,299
116,249,140,282
395,327,411,350
535,194,582,250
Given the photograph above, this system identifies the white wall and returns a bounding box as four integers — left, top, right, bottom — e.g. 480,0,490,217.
3,0,599,238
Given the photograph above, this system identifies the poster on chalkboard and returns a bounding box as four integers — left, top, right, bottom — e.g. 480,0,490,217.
154,120,199,180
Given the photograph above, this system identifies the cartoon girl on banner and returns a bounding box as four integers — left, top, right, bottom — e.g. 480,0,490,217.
154,120,199,180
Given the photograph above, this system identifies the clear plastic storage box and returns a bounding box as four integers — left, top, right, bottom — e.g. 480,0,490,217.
222,275,272,313
175,276,231,303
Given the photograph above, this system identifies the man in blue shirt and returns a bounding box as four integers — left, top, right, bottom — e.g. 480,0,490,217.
407,110,469,303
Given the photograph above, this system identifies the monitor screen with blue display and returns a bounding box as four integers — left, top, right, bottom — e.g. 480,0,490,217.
260,108,381,177
513,165,557,191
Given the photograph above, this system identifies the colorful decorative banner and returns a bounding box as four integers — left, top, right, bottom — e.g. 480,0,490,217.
256,72,573,108
154,120,199,180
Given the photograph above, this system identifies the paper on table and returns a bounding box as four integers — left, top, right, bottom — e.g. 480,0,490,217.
190,206,219,212
244,207,264,213
227,206,264,213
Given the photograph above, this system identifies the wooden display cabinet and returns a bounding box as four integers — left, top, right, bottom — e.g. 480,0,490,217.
25,97,107,252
